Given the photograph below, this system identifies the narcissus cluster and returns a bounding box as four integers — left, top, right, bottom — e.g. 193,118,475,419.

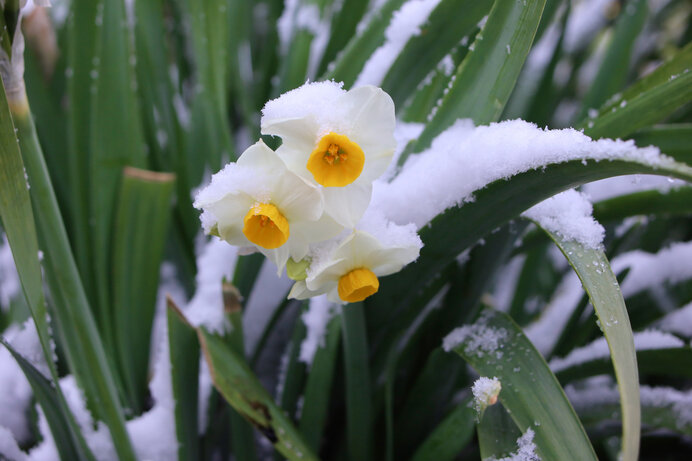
194,81,422,304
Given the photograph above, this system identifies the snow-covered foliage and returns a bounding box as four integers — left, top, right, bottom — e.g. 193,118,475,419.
0,0,690,460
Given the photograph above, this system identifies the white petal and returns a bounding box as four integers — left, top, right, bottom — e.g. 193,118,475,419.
291,214,343,247
260,245,291,273
343,86,395,179
332,231,383,268
368,245,421,277
263,117,319,182
322,182,372,228
207,194,254,246
326,288,345,304
237,140,282,169
288,281,313,300
273,173,324,222
306,257,351,291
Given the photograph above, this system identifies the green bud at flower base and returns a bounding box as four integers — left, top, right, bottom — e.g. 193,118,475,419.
286,257,311,281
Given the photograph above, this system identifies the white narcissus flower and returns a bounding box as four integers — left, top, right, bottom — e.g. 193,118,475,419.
289,229,421,304
261,81,396,227
194,140,341,271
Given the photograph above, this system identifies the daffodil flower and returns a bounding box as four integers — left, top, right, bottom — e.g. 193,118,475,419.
194,140,341,270
261,82,396,227
288,229,421,304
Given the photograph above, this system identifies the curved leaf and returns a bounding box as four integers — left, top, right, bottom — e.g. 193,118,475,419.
581,42,692,140
369,157,692,328
410,396,475,461
380,0,492,108
532,228,639,461
406,0,547,155
199,328,318,461
447,308,598,461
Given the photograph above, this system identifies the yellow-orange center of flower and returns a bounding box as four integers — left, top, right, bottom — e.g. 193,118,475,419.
242,203,289,249
338,268,379,303
307,132,364,187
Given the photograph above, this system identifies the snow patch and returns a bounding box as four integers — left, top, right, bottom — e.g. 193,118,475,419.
372,119,669,229
299,295,335,366
522,190,604,249
355,0,442,87
443,312,507,358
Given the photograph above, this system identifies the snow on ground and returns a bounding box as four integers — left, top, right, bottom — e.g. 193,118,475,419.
0,324,33,445
298,294,335,366
184,237,238,333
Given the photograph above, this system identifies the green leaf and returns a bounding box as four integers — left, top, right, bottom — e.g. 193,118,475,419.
66,0,99,305
410,396,475,461
380,0,493,109
574,0,648,122
221,281,258,461
0,79,50,381
581,42,692,140
341,303,373,461
448,308,597,461
14,94,136,460
167,300,201,461
368,156,692,330
88,0,148,356
0,339,94,461
593,187,692,222
325,0,407,87
532,228,640,461
112,167,175,413
629,124,692,165
477,402,523,460
0,76,92,460
405,0,547,157
299,316,341,453
316,0,370,76
199,328,318,461
176,0,234,176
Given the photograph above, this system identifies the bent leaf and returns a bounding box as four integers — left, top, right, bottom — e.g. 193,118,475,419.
447,308,597,461
532,227,639,461
199,328,318,461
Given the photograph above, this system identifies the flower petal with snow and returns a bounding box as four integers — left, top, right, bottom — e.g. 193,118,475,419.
289,229,421,304
194,140,340,270
261,81,396,227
